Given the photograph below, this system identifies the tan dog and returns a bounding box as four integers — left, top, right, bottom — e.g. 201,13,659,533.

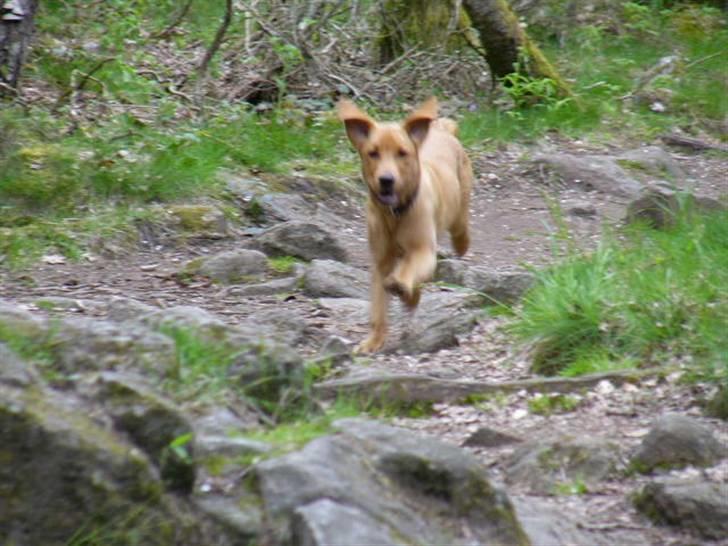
338,97,473,353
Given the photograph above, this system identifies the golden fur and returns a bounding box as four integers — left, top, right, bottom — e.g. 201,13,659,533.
337,97,473,353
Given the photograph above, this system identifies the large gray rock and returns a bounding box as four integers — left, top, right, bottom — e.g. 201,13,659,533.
94,372,196,493
244,308,307,345
0,382,228,546
225,275,301,297
256,221,348,262
633,480,728,540
193,249,269,284
0,343,39,387
137,305,257,344
630,413,724,473
436,260,535,303
397,291,484,353
302,259,368,298
253,418,529,546
0,300,46,338
617,146,685,181
166,204,229,238
50,316,177,377
256,192,317,223
291,498,402,546
624,184,725,229
532,153,644,197
505,436,620,494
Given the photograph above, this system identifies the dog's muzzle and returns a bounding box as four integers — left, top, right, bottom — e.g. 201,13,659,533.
377,174,398,206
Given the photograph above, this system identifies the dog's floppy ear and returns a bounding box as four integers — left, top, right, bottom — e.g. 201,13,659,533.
337,99,375,150
403,97,438,147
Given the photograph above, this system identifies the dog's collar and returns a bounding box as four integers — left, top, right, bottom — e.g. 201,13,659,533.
372,184,419,217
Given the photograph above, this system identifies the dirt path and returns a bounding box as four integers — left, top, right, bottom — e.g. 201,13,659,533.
1,143,726,545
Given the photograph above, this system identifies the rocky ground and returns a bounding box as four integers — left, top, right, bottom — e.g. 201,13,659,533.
1,139,727,545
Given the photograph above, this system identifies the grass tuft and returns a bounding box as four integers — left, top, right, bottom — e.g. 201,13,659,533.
511,203,728,382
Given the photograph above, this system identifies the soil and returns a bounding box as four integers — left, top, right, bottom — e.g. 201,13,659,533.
1,139,726,546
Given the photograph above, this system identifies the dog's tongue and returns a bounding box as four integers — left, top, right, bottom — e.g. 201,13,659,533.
378,193,398,207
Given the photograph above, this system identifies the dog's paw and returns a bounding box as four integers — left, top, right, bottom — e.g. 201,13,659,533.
354,335,385,354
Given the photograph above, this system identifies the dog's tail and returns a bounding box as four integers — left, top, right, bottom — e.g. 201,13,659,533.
433,117,458,136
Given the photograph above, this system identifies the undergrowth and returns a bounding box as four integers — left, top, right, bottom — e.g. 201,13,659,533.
511,201,728,384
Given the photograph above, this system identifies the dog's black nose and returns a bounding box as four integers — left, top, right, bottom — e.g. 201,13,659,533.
378,175,394,193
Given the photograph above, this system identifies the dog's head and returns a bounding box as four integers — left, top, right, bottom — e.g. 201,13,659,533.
338,97,438,209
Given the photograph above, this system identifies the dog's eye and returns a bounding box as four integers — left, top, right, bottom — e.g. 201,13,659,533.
368,150,380,159
397,149,408,158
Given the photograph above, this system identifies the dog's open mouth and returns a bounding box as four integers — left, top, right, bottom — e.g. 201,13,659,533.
377,192,399,207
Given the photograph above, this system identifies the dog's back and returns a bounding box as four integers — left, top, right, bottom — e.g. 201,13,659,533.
432,117,458,136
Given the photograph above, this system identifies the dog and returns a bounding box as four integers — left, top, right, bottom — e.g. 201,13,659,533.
337,97,473,353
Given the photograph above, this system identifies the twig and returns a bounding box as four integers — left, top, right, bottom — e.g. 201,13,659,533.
195,0,234,93
661,134,728,153
53,57,116,111
152,0,194,39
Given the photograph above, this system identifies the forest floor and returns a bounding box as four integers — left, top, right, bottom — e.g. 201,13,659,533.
2,137,727,545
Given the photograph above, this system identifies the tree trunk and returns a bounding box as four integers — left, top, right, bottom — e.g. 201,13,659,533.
462,0,571,94
0,0,38,91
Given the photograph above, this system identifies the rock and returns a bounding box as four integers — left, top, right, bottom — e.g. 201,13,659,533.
195,435,272,459
0,300,46,338
291,498,403,546
192,249,269,284
166,204,228,238
227,340,308,414
194,494,262,542
46,316,177,377
505,436,620,494
316,297,370,324
561,198,597,217
33,296,106,314
436,260,535,304
253,418,529,545
302,259,368,298
0,382,224,545
256,221,348,262
0,343,39,387
95,372,196,493
138,305,257,344
630,413,724,473
313,335,353,366
706,385,728,420
244,308,307,345
256,192,317,223
463,426,523,448
632,480,728,540
624,184,725,229
532,153,644,197
617,146,685,181
512,496,617,546
225,275,301,297
106,296,157,322
397,291,484,353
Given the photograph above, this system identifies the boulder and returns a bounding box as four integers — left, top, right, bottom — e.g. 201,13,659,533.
436,260,535,304
505,436,620,494
616,146,685,181
463,426,523,448
624,184,725,229
166,204,228,238
256,221,348,262
192,249,269,284
633,480,728,540
95,372,196,493
253,418,529,545
531,153,643,197
0,382,227,545
49,316,177,377
225,275,301,297
630,413,724,473
0,343,39,387
302,259,368,299
397,291,484,353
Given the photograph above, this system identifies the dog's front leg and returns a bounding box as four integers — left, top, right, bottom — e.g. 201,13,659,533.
384,244,436,306
355,268,390,354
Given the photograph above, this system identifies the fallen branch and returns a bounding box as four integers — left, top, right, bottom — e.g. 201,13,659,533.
314,367,674,404
661,133,728,153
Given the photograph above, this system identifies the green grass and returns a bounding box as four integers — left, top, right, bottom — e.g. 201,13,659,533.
511,203,728,383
